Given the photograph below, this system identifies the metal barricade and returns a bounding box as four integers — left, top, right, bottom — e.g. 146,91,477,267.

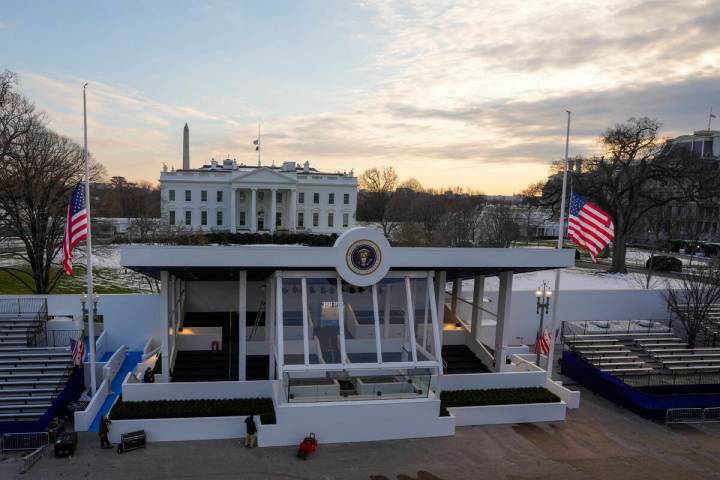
666,408,704,424
702,407,720,423
0,432,50,454
20,445,46,473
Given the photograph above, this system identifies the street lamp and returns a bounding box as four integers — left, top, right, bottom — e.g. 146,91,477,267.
535,281,552,366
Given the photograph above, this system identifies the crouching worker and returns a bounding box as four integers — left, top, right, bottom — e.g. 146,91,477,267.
244,414,257,448
99,416,112,449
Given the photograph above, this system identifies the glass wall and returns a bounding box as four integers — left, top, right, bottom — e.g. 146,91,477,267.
342,282,379,364
306,278,342,365
276,271,439,372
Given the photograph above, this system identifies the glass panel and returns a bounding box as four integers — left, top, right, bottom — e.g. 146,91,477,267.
281,278,304,365
342,282,379,364
377,278,412,363
306,278,342,365
285,368,434,403
411,277,434,361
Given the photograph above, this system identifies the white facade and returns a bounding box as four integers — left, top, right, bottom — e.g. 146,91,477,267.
160,160,358,235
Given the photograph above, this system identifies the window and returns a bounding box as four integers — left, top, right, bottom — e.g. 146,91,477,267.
169,190,175,201
298,212,304,228
313,212,319,227
169,210,176,225
313,192,319,204
185,190,191,202
343,213,349,228
328,212,334,228
298,192,305,204
239,191,246,201
201,210,207,225
276,191,282,203
343,193,349,205
276,212,282,227
185,211,192,225
201,190,207,202
328,193,335,205
239,211,246,226
258,191,265,201
216,210,223,226
217,191,223,202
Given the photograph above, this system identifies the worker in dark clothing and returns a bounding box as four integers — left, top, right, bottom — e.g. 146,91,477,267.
99,416,112,448
244,414,257,448
143,367,155,383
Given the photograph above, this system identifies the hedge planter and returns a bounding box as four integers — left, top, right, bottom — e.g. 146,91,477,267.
109,397,275,424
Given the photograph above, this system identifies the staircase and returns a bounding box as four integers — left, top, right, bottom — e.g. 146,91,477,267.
442,345,490,374
172,312,269,382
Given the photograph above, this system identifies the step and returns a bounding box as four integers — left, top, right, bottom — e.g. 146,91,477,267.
0,351,71,359
0,359,70,367
0,412,43,420
0,365,69,373
0,395,53,403
0,388,60,396
0,403,51,412
0,372,69,380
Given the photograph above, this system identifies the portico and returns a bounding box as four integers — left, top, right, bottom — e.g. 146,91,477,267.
229,185,298,233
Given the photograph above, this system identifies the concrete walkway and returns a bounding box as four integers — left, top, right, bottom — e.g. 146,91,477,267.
17,385,720,480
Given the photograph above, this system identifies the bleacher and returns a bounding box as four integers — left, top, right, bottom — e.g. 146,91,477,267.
0,299,74,423
564,318,720,377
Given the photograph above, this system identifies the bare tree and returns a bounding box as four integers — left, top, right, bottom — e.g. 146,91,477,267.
357,166,400,237
0,71,105,293
665,267,720,348
543,117,720,273
479,204,520,247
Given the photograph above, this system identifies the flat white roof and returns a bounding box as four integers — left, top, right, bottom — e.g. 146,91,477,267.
121,244,574,280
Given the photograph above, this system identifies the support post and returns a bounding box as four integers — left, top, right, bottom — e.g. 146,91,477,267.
238,271,247,380
336,278,347,365
470,275,485,343
372,284,383,363
275,274,284,378
451,278,460,314
160,270,170,379
494,271,514,373
435,270,447,345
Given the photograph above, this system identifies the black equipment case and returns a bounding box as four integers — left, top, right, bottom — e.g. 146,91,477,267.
54,432,78,457
117,430,146,453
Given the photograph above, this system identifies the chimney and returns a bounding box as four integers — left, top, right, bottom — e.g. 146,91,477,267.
183,123,190,170
303,161,310,173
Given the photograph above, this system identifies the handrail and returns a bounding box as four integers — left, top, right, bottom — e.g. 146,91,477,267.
445,290,497,318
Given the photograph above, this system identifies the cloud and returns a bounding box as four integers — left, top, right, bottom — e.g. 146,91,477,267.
12,0,720,193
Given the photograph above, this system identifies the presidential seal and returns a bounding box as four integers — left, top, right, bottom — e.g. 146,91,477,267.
346,239,381,276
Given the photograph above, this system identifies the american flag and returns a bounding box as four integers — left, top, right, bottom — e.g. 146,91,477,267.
534,330,550,355
567,192,614,263
62,183,89,275
70,338,85,367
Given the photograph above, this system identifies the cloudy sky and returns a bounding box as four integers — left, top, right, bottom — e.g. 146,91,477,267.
1,0,718,193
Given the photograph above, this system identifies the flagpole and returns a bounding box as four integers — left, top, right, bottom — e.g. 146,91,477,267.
545,110,571,380
257,123,261,167
709,107,714,131
83,83,97,395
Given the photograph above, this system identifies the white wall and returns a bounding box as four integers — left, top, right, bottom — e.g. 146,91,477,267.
449,401,566,426
74,379,109,431
455,288,671,347
109,415,250,443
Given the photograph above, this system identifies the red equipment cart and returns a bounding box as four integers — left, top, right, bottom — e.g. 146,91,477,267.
297,433,318,460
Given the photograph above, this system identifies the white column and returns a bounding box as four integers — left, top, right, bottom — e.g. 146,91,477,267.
250,188,257,233
238,271,247,380
494,271,514,373
435,270,447,345
275,274,284,378
160,270,170,379
289,189,297,231
168,274,175,364
230,188,236,232
270,188,277,234
451,278,460,314
470,275,485,344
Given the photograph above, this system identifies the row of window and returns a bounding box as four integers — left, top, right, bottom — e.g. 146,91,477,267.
168,189,352,205
168,210,350,229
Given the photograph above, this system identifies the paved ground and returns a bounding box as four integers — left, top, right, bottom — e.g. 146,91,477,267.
9,386,720,480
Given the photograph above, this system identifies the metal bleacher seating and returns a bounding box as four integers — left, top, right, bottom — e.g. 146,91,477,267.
0,299,73,423
565,334,653,374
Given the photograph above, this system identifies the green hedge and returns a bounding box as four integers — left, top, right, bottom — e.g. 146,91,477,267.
205,232,338,246
109,397,276,424
439,388,560,416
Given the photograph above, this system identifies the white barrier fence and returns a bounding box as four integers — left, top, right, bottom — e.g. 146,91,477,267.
0,432,49,454
666,407,720,424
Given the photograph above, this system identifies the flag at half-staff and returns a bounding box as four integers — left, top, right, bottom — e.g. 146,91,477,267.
534,330,551,355
62,183,89,275
567,192,614,263
70,338,85,367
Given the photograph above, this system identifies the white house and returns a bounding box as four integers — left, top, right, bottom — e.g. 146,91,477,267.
160,125,358,235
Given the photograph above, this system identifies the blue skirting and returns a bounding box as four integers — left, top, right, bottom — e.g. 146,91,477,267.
561,350,720,420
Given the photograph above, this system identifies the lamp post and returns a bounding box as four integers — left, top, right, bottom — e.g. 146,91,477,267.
535,281,552,366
